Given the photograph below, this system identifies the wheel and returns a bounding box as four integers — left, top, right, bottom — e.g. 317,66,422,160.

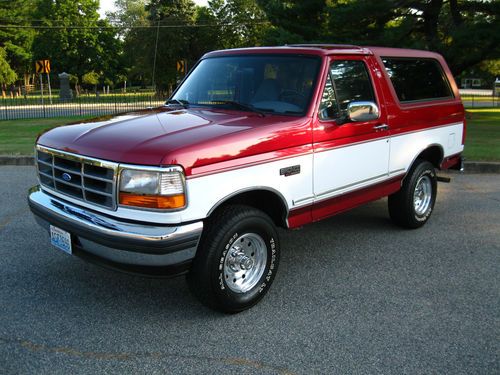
388,159,437,229
187,205,280,313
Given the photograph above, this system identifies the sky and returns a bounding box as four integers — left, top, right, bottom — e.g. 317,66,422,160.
98,0,209,18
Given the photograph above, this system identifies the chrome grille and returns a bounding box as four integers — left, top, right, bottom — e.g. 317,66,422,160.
36,146,118,210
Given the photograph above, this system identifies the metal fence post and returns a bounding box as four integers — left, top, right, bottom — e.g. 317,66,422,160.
3,97,7,120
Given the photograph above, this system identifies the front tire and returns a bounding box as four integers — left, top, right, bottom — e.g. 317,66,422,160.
187,205,280,313
388,159,437,229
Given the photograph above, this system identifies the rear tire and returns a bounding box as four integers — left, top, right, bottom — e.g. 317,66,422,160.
388,159,437,229
187,205,280,313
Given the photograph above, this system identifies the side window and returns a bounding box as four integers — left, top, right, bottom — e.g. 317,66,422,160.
382,58,453,102
319,60,376,120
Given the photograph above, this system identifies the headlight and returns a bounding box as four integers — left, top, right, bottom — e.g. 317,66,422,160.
119,168,186,209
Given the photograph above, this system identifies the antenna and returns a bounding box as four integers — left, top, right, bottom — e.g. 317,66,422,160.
152,20,160,92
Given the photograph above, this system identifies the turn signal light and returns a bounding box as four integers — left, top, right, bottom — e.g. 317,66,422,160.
119,192,185,209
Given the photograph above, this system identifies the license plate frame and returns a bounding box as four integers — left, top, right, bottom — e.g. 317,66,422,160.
50,225,72,255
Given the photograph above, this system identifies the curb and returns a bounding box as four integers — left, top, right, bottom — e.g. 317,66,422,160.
0,155,35,166
0,155,499,173
462,161,500,174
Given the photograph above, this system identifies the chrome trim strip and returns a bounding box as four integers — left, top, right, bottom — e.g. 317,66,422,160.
390,168,406,175
39,170,53,179
82,174,113,183
315,173,389,199
293,195,314,205
36,145,120,170
82,186,113,197
53,165,83,175
29,186,201,244
37,159,52,167
54,177,82,189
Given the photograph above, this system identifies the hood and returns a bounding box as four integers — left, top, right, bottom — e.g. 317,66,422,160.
38,107,311,176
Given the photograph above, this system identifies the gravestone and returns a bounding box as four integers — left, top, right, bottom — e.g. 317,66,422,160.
58,72,73,100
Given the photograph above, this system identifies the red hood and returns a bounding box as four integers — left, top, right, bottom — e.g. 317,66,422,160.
38,107,312,176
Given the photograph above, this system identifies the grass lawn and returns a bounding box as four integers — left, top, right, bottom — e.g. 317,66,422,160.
0,110,498,161
0,116,92,155
464,109,500,161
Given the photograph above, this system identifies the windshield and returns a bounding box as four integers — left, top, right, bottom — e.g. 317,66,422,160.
171,55,321,115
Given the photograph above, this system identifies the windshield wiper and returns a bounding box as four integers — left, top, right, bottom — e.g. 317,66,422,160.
166,99,190,108
212,101,266,117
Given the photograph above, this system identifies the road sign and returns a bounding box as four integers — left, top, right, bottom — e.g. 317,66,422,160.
176,59,186,74
36,60,51,74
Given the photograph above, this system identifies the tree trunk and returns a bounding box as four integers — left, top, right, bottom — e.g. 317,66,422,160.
423,0,443,48
449,0,463,26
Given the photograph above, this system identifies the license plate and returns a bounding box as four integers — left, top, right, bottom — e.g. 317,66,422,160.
50,225,72,255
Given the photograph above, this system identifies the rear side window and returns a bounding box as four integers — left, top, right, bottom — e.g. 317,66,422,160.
382,58,453,102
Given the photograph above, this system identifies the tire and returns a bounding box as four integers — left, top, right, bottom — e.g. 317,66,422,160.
388,159,437,229
187,205,280,313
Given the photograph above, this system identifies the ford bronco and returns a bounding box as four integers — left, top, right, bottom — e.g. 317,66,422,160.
29,45,465,312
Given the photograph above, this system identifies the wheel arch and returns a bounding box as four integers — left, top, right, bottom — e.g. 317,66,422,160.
206,187,289,228
407,144,444,175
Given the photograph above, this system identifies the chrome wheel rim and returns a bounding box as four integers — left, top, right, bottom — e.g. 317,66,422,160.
223,233,267,293
413,175,432,216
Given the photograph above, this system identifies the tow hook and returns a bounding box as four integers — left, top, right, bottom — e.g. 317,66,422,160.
437,176,451,183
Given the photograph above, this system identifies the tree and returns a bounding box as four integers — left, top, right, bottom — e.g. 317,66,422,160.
108,0,150,88
82,71,100,92
32,0,122,86
145,0,198,91
0,1,36,84
204,0,269,49
0,47,17,96
257,0,500,75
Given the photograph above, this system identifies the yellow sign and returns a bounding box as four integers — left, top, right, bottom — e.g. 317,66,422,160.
36,60,51,74
176,59,186,74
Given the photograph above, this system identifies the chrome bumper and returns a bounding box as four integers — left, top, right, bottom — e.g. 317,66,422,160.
28,185,203,276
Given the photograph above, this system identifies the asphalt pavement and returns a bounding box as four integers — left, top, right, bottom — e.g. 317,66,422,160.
1,166,499,374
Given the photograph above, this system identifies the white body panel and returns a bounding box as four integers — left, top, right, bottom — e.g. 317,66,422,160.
313,138,390,202
389,123,464,176
184,154,314,222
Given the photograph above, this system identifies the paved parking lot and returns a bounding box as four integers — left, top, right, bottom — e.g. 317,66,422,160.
1,166,499,374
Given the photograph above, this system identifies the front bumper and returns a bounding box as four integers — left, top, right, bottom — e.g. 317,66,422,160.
28,185,203,277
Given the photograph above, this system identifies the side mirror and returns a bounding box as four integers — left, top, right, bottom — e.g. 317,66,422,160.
347,101,380,122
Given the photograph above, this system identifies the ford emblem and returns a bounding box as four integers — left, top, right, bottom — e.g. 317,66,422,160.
62,173,72,182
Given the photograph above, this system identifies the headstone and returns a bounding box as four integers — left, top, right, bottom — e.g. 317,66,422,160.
59,72,73,100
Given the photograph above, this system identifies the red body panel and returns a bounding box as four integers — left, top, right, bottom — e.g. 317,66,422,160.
288,176,403,228
38,107,313,176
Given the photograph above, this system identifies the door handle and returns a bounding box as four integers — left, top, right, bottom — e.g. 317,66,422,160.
373,124,389,131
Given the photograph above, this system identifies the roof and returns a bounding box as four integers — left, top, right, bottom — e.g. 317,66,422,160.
203,45,371,58
202,44,443,60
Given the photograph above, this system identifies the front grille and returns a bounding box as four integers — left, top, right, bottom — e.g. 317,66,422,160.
36,146,118,210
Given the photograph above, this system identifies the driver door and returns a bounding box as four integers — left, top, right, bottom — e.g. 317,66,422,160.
312,56,390,220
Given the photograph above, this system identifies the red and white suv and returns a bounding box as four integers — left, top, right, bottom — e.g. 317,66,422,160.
29,45,465,312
